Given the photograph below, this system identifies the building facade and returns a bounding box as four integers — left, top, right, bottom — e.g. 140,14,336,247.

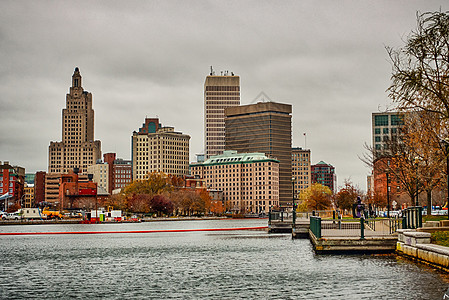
190,150,280,214
0,161,25,210
87,162,109,194
372,112,404,154
49,67,101,174
204,71,240,159
101,153,133,194
23,184,34,208
225,102,292,207
292,147,311,197
132,118,190,180
112,158,132,192
34,171,46,205
311,161,336,193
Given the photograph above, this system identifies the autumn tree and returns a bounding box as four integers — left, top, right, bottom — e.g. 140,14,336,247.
127,194,151,213
102,193,127,211
299,183,332,211
123,172,172,198
150,195,174,216
387,10,449,209
335,179,361,212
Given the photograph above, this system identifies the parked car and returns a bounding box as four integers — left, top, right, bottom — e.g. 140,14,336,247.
6,212,22,220
0,212,7,220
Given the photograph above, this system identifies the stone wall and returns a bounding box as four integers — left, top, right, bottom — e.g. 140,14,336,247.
397,229,449,272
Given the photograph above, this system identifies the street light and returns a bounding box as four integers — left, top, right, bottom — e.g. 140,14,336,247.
414,157,420,207
292,176,296,226
385,168,390,218
442,138,449,220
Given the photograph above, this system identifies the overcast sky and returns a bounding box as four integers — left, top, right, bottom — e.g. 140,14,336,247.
1,0,447,191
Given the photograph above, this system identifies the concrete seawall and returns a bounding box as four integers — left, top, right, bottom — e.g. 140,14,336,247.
396,229,449,272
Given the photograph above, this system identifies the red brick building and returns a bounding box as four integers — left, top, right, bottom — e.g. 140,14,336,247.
0,161,25,211
311,161,336,193
59,170,97,210
34,171,46,206
103,153,133,194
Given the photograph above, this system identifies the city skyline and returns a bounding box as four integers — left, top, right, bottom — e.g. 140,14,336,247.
1,1,447,191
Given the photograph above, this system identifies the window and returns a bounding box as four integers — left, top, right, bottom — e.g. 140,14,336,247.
375,136,381,142
374,115,388,126
391,114,403,126
374,128,381,134
383,128,389,134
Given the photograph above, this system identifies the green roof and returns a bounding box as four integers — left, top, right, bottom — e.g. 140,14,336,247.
191,150,279,167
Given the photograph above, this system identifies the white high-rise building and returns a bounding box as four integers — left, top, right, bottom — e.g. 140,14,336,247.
204,69,240,159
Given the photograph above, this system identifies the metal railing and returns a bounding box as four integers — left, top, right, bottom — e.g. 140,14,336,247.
310,216,321,238
311,216,402,239
402,206,422,229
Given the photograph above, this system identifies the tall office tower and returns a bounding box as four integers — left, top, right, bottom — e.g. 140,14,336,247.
225,102,292,207
292,147,311,197
48,67,101,174
204,69,240,159
132,118,190,180
311,161,336,193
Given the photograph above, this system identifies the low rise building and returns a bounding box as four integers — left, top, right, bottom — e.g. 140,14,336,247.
190,150,279,214
23,184,34,208
0,161,25,210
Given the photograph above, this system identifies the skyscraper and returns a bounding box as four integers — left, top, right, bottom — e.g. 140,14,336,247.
204,69,240,159
225,101,292,207
48,67,101,174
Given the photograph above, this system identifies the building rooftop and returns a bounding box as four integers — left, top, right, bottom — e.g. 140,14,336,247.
194,150,279,166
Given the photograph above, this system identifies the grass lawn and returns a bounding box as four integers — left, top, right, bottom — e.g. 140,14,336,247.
423,215,448,222
431,231,449,247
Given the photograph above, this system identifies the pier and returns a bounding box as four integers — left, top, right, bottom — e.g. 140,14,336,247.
269,210,408,254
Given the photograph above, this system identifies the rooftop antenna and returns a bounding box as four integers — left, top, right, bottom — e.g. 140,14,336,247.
210,66,215,76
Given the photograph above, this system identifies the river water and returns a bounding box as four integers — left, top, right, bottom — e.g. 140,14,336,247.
0,219,448,299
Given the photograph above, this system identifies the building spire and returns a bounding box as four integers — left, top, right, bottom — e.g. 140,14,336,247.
72,67,81,88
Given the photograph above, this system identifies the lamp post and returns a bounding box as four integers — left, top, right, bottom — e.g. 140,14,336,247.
414,157,420,207
292,177,296,226
443,138,449,220
386,168,390,218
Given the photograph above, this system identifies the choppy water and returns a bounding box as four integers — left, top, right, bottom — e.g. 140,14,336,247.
0,219,447,299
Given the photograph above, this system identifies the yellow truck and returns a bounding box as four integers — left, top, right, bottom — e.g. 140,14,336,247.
42,208,63,220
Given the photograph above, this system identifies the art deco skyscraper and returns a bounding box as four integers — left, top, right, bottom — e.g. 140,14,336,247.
225,102,292,207
204,69,240,159
48,67,101,174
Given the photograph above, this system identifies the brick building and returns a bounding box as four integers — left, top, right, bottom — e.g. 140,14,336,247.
0,161,25,211
190,150,280,214
311,161,336,193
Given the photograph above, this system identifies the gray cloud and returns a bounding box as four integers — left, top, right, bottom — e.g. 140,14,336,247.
0,0,447,191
